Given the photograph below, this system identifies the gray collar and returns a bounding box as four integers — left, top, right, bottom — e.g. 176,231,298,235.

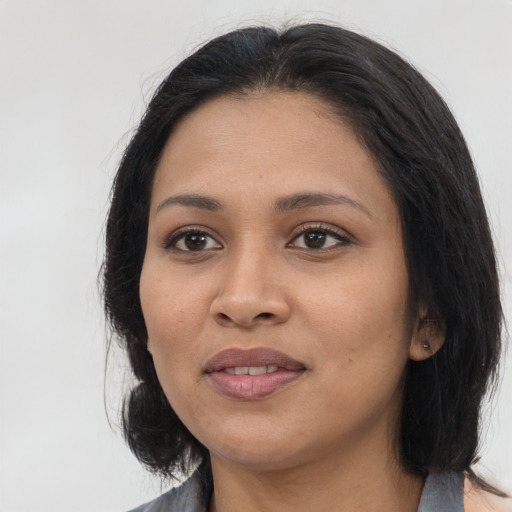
127,464,211,512
418,472,464,512
128,466,463,512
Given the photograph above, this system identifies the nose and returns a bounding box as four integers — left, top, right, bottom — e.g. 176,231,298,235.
209,250,291,328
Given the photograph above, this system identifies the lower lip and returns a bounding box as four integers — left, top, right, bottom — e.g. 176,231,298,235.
207,369,304,400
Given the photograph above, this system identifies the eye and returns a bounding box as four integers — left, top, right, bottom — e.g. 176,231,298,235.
165,228,222,252
289,225,351,250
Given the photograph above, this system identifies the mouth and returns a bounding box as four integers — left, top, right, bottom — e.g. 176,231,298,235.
223,365,279,375
204,347,306,400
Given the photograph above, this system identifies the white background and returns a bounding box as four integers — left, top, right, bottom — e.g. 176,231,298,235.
1,1,511,511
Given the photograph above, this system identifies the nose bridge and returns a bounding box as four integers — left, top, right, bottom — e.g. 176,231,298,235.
210,236,289,327
228,238,268,292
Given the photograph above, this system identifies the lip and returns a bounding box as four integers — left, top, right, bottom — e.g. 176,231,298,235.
204,347,306,400
205,347,305,372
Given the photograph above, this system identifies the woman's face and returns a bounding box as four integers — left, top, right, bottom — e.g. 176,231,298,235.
140,92,426,472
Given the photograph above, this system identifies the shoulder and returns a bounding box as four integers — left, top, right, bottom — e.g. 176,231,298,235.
463,477,512,512
418,472,510,512
127,485,185,512
126,464,212,512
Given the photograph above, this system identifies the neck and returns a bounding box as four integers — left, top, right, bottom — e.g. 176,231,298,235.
208,439,424,512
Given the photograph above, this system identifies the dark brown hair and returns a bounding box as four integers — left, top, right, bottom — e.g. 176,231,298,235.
104,23,503,486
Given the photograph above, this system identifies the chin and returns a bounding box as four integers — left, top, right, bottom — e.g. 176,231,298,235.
197,424,317,473
210,445,306,473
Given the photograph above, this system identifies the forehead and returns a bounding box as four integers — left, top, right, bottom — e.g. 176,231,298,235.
158,92,346,170
151,92,392,216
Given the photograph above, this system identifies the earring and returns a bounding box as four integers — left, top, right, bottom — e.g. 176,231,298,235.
422,341,432,352
147,343,153,356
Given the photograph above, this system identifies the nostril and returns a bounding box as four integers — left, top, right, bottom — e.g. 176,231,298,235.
257,312,274,320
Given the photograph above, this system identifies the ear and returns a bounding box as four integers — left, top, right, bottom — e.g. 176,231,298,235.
409,311,445,362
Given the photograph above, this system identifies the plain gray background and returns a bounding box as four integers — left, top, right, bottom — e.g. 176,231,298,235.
1,1,511,511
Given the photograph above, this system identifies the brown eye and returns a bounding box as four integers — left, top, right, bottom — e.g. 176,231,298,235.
289,226,351,250
166,229,222,252
303,231,327,249
183,233,208,250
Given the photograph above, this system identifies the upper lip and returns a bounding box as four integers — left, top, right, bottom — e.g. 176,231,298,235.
204,347,306,373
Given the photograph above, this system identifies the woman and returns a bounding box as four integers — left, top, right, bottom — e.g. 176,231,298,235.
104,23,508,511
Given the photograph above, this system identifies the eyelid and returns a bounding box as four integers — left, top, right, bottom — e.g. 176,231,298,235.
287,222,353,249
161,222,352,252
163,225,223,251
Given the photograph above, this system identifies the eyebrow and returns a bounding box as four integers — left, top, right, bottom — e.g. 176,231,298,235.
274,192,373,218
156,194,223,213
155,191,372,218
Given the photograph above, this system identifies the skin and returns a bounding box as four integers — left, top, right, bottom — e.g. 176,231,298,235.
139,92,445,512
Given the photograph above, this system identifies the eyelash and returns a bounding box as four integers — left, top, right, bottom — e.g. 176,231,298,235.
163,223,352,253
163,226,221,252
288,223,352,251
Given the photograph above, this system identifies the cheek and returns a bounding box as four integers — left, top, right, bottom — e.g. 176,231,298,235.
140,262,206,339
305,271,411,423
139,266,202,398
300,255,412,364
139,260,221,405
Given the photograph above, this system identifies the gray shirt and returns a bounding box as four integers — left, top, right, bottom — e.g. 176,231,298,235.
128,466,463,512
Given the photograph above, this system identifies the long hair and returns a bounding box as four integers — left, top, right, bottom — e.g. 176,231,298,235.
103,23,502,484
